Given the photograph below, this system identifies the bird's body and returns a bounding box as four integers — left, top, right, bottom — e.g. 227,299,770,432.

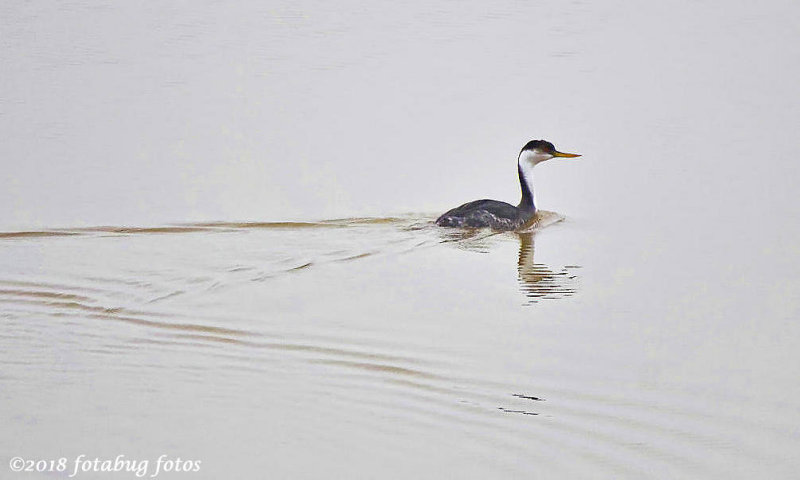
436,140,579,231
435,198,530,230
435,163,536,230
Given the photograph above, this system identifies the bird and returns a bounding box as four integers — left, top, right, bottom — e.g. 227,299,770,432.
435,140,580,230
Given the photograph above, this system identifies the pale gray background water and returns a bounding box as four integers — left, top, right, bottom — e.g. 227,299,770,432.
2,1,799,479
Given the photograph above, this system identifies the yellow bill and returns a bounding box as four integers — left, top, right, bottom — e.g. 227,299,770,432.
552,151,581,158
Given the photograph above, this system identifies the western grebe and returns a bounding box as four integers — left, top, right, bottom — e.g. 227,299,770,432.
435,140,580,230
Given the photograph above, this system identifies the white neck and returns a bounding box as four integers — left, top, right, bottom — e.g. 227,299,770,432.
519,161,536,196
517,150,545,209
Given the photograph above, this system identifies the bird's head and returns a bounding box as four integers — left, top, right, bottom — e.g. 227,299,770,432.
518,140,581,166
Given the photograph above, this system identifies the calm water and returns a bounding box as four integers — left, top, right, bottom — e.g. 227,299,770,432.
2,1,800,479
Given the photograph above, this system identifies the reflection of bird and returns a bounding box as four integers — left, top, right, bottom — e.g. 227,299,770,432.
436,227,579,303
436,140,580,231
517,232,578,302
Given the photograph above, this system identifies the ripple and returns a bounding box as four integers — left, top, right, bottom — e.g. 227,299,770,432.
1,215,797,479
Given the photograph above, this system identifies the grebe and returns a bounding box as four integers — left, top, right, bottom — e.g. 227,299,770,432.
435,140,580,230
